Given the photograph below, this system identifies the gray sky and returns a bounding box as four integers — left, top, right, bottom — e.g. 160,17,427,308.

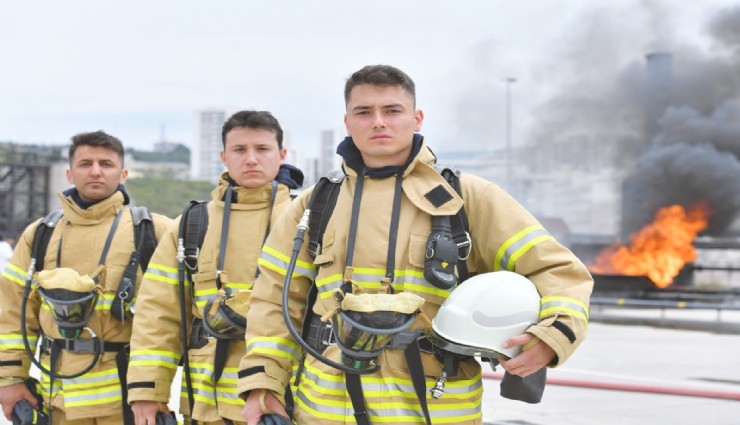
0,0,735,153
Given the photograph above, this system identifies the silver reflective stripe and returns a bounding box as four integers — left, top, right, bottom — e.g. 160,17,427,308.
498,227,552,271
129,350,180,368
0,334,38,349
1,263,26,285
541,296,590,321
63,385,121,406
259,248,317,279
296,383,481,421
194,290,218,309
246,338,301,361
145,266,180,283
316,277,342,298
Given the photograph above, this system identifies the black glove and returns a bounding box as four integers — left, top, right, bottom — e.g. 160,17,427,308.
500,367,547,404
12,378,49,425
12,400,49,425
257,413,293,425
155,411,178,425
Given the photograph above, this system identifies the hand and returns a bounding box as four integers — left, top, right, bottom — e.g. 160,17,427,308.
242,389,289,425
0,382,37,420
497,333,555,377
131,400,165,425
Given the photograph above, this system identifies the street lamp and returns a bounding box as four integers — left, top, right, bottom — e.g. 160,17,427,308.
504,77,516,192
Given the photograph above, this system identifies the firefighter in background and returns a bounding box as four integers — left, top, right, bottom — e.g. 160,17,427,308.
0,131,172,424
127,110,303,425
238,65,593,425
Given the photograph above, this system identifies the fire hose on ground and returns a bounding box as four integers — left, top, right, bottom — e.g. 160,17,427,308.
481,371,740,401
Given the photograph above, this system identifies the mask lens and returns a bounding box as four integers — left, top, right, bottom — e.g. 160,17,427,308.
334,310,416,370
39,288,96,328
204,299,246,339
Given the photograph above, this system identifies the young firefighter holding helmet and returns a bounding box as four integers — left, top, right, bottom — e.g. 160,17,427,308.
237,65,594,425
126,111,303,425
0,131,172,424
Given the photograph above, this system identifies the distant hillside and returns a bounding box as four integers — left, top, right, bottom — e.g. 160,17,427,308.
127,144,190,163
126,176,212,218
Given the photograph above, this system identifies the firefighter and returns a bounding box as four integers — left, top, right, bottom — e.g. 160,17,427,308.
0,131,172,424
237,65,594,425
127,110,303,425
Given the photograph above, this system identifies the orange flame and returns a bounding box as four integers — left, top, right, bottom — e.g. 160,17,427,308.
590,203,711,288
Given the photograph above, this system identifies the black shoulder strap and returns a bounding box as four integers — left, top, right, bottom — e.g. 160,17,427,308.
130,206,157,271
181,201,209,274
306,170,344,260
30,209,64,272
437,165,471,283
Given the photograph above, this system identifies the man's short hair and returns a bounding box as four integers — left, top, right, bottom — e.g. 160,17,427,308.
221,110,284,149
68,131,125,166
344,65,416,106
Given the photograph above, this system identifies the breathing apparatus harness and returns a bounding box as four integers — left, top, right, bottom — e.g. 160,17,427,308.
176,182,277,425
19,206,155,425
281,166,471,425
20,209,126,380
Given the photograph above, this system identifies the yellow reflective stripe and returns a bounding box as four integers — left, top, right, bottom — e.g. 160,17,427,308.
317,269,453,300
129,349,180,369
215,368,242,405
62,369,119,389
298,362,482,423
2,263,27,286
316,274,343,300
396,270,451,298
506,234,556,272
226,282,254,290
194,288,218,308
259,245,316,278
246,337,301,362
144,263,183,285
0,333,38,350
540,296,590,322
63,384,122,407
302,362,482,398
180,385,216,405
494,225,554,271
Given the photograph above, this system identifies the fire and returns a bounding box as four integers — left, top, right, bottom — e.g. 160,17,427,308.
590,203,711,288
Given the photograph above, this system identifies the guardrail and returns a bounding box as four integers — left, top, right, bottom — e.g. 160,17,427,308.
589,296,740,323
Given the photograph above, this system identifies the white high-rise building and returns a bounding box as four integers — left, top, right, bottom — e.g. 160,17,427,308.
193,109,228,183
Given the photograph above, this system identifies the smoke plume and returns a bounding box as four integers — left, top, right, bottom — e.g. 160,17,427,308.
528,4,740,236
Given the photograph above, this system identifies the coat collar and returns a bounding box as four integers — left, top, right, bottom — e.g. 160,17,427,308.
212,172,284,211
58,190,127,224
339,135,463,216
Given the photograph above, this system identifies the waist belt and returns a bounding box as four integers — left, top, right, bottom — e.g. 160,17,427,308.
41,335,129,354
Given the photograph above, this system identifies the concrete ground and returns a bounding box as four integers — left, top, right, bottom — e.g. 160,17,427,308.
3,307,739,425
483,308,740,425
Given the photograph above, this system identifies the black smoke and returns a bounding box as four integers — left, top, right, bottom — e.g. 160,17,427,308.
526,4,740,236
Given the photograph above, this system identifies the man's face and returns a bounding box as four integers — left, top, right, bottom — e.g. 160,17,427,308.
221,127,286,188
66,146,128,203
344,84,423,168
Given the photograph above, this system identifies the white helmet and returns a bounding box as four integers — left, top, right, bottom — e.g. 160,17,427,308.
429,271,541,359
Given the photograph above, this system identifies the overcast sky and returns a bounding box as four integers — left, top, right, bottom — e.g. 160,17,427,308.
0,0,736,153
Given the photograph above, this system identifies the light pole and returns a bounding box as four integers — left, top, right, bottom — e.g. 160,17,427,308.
504,77,516,192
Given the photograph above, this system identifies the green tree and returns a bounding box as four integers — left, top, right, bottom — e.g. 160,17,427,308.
126,177,213,218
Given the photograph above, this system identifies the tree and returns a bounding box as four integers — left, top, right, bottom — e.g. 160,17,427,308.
126,177,212,218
